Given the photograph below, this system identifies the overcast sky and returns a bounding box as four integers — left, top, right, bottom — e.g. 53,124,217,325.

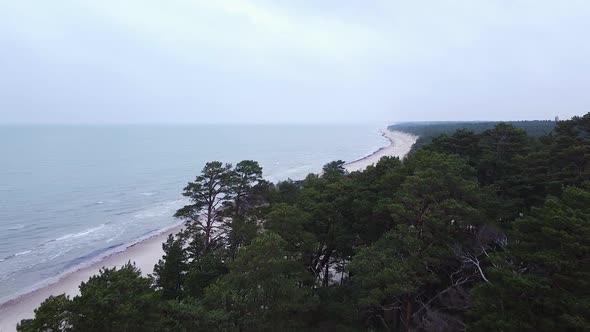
1,0,589,124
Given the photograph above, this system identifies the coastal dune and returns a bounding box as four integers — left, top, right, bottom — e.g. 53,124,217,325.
0,129,417,332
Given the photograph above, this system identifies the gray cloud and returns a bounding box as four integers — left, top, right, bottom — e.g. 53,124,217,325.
1,0,589,124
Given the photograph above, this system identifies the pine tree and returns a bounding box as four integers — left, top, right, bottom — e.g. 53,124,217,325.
69,263,161,331
175,161,232,251
224,160,265,256
204,232,316,331
153,234,188,300
17,295,72,332
469,186,590,331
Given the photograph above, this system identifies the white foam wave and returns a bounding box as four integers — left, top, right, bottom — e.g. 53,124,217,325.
7,224,25,230
55,224,106,242
15,250,32,256
0,221,185,306
133,199,184,219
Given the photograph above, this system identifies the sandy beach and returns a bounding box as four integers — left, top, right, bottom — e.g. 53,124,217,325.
345,129,418,172
0,223,185,332
0,129,417,332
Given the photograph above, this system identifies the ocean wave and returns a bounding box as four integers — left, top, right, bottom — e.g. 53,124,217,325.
0,198,186,303
14,250,32,256
7,224,25,230
1,250,33,262
114,210,139,216
61,243,124,270
133,199,184,219
1,223,110,265
82,201,106,208
55,224,106,242
140,192,157,196
0,221,184,306
266,165,314,182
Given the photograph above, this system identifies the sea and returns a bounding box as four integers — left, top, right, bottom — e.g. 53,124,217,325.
0,124,389,303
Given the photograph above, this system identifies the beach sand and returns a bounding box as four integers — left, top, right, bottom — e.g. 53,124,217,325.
345,129,418,172
0,224,184,332
0,129,417,332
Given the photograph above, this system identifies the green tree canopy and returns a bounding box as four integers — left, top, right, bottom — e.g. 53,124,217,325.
204,232,316,331
470,186,590,331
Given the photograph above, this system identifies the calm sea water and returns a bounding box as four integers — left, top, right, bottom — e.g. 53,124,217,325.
0,125,388,302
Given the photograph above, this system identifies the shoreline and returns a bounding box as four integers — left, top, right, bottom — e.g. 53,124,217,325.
0,129,417,332
0,223,185,332
344,129,418,172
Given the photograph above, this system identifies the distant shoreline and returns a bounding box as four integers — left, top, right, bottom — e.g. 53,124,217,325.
344,129,418,172
0,128,418,332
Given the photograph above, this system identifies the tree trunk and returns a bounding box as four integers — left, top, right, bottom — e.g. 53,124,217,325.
404,298,413,332
323,260,330,287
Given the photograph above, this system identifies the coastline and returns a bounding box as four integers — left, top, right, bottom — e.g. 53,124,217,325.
0,129,417,332
344,129,418,172
0,223,185,332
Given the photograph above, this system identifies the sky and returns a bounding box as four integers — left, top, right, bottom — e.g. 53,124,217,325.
1,0,589,124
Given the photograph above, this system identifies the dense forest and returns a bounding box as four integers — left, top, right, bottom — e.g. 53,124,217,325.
390,120,556,151
19,114,590,331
